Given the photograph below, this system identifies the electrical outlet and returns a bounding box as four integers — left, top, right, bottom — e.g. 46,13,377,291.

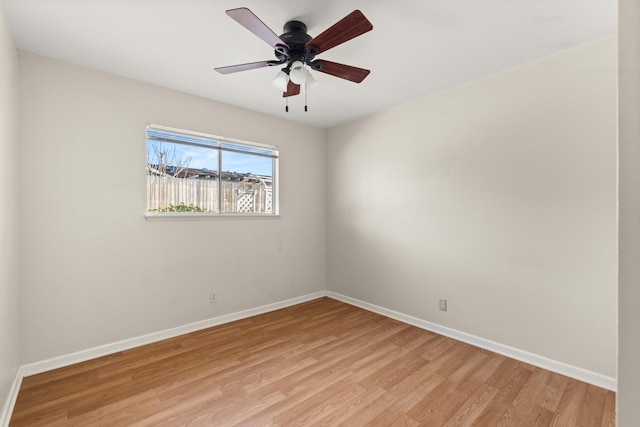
439,299,447,311
210,292,217,304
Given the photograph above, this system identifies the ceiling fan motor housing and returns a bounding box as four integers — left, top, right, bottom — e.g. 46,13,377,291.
276,20,317,66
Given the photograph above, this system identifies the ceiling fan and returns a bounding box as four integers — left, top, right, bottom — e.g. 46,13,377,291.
214,7,373,108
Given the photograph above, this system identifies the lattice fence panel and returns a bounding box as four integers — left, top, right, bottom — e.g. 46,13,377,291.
265,189,273,213
236,189,256,213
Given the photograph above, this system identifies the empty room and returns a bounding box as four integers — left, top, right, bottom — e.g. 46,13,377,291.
1,0,639,425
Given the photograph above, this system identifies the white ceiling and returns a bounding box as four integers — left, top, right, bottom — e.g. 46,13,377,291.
3,0,617,129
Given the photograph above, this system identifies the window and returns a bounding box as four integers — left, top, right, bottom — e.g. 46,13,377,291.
146,125,278,216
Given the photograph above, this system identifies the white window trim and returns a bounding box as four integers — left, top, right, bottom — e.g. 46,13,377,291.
144,213,280,220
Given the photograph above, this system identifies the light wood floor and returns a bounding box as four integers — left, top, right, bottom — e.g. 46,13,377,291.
10,297,615,426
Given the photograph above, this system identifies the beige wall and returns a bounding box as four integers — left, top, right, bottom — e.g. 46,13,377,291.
327,38,617,379
18,53,326,363
618,0,640,423
0,0,20,418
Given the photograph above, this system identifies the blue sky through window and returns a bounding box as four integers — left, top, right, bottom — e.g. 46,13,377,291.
146,133,274,177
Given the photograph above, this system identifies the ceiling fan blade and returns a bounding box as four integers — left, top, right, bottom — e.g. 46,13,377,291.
310,60,370,83
283,80,300,97
226,7,285,49
305,10,373,55
215,60,278,75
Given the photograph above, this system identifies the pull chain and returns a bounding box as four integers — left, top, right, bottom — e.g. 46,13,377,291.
304,85,308,112
285,97,289,113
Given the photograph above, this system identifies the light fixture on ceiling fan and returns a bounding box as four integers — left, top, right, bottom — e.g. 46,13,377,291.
272,61,318,111
272,61,316,90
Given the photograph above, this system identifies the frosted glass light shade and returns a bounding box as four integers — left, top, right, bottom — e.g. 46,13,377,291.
272,70,289,92
289,61,309,85
304,73,318,91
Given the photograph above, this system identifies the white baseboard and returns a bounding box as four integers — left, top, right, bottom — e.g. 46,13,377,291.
1,367,23,427
326,291,617,392
20,291,326,377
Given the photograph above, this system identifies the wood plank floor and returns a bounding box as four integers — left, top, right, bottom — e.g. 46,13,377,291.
10,297,615,426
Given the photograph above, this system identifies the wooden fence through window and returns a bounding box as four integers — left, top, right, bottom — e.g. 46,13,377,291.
147,175,273,214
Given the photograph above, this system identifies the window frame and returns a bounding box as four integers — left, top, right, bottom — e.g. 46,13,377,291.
145,124,279,219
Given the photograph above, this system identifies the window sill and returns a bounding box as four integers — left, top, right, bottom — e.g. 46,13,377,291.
145,212,280,221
